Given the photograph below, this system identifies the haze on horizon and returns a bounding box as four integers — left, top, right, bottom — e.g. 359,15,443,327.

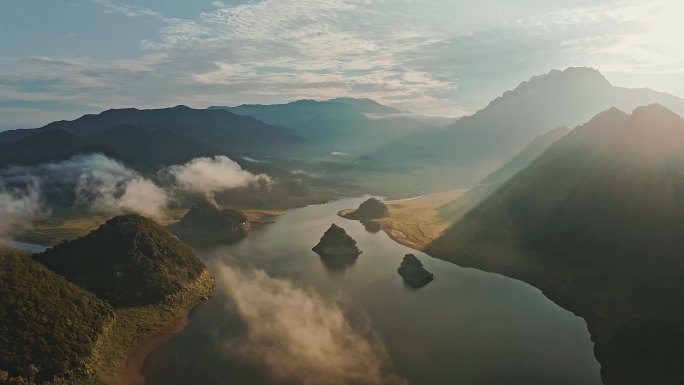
1,0,683,130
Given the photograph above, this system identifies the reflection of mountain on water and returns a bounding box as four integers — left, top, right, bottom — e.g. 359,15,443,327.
360,220,382,233
317,253,359,272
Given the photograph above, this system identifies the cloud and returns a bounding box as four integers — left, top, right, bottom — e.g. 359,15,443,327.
0,181,44,242
215,263,407,385
0,153,273,218
110,177,169,217
0,154,168,217
2,0,684,129
92,0,175,22
168,155,270,203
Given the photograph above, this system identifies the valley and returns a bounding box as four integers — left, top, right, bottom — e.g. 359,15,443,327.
3,67,684,385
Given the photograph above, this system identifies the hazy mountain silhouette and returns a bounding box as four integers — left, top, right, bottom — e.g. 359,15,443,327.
429,104,684,385
0,129,122,166
212,97,401,126
212,98,446,154
0,105,303,158
376,67,684,186
86,123,224,166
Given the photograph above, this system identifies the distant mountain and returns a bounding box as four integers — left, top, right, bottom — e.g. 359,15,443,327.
86,123,224,166
429,104,684,384
0,129,120,167
35,214,206,307
212,98,445,155
211,97,401,126
0,105,303,159
0,123,225,168
376,67,684,187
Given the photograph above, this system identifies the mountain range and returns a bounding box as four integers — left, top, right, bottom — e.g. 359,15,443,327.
212,97,450,155
0,105,302,167
371,67,684,187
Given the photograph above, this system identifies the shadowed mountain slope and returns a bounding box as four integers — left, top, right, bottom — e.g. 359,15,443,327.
212,98,446,155
0,105,303,159
429,104,684,385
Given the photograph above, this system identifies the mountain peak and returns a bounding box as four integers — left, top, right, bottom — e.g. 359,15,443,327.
630,103,681,120
517,67,611,93
327,97,401,114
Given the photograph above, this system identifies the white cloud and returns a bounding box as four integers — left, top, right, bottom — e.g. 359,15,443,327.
215,263,407,385
0,181,44,242
1,154,169,218
2,0,684,127
168,155,270,203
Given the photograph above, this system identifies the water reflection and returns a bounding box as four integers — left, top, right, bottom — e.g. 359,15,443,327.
316,253,360,272
360,220,382,233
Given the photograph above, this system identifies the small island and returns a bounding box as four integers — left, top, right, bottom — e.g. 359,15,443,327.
312,224,363,255
172,201,252,245
342,197,389,220
398,254,434,288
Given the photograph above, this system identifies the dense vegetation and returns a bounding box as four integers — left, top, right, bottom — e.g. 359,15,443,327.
0,246,113,384
312,224,362,255
172,202,250,244
35,214,205,307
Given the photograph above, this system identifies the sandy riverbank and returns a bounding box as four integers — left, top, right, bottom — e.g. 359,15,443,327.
110,299,206,385
339,190,466,251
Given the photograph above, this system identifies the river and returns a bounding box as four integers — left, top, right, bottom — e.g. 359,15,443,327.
144,197,602,385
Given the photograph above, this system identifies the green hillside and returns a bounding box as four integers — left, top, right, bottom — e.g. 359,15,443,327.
0,246,113,384
35,215,205,307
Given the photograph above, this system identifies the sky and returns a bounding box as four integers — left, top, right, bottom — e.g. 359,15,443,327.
1,0,683,130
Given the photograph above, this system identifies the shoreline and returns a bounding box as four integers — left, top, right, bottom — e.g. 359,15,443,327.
111,299,207,385
339,190,464,252
344,192,615,382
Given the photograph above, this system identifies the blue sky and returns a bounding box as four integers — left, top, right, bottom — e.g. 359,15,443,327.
1,0,682,130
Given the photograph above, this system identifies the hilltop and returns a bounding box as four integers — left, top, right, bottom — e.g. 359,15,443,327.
172,202,251,245
35,214,206,307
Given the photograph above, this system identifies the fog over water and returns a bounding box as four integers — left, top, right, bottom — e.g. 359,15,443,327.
144,197,601,385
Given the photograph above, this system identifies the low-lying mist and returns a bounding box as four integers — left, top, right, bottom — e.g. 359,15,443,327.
214,262,408,385
168,155,272,205
0,180,44,243
0,154,271,222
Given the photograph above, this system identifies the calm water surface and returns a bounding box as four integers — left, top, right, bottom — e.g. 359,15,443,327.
144,197,602,385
